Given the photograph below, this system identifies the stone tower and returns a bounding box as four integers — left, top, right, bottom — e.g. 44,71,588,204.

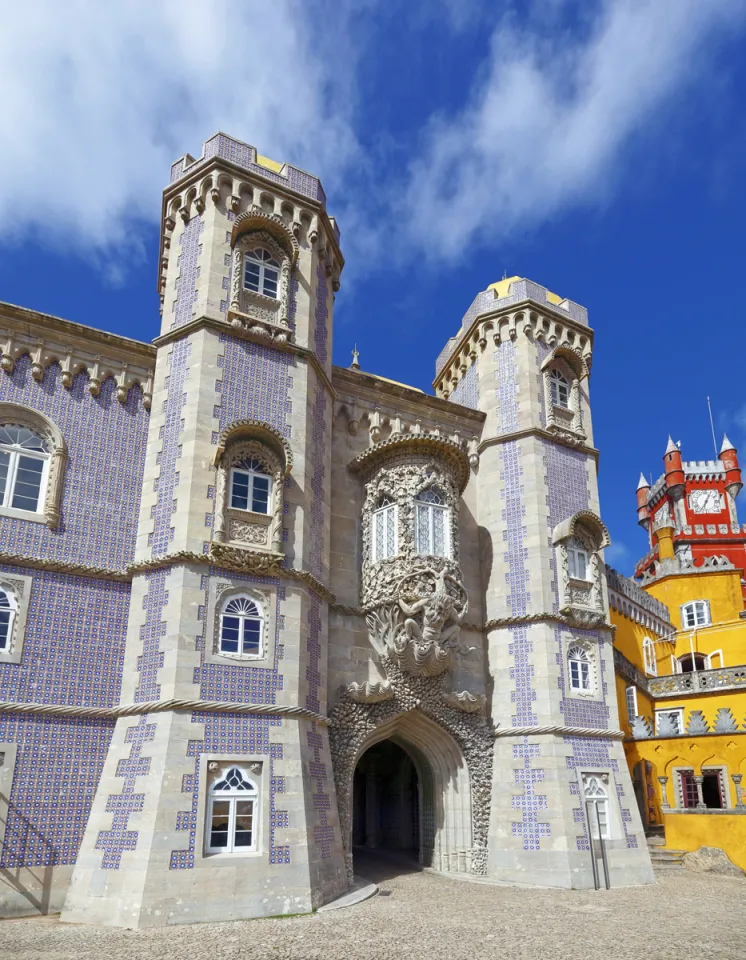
62,134,347,925
434,278,654,887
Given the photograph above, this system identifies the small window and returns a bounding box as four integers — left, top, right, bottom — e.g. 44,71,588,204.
568,645,592,692
0,424,49,514
243,248,280,299
219,596,264,658
550,370,570,408
582,773,610,839
414,487,450,558
206,766,258,853
677,769,725,810
655,708,684,735
642,637,657,676
0,589,17,652
230,459,271,514
625,685,638,722
372,495,397,562
567,542,589,581
681,600,711,629
677,652,707,673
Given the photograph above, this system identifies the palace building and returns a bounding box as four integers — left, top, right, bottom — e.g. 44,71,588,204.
0,132,660,926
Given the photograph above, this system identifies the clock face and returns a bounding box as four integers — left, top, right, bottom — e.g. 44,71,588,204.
688,489,721,514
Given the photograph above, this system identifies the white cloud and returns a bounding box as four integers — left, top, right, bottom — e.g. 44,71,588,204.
0,1,360,254
401,0,746,260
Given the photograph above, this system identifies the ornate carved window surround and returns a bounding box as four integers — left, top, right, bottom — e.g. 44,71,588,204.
212,420,291,559
0,403,66,528
204,577,276,668
553,511,610,626
194,755,269,861
564,634,603,701
541,347,587,441
0,571,32,664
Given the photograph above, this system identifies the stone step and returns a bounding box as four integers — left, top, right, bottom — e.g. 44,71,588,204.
647,836,666,847
649,849,686,863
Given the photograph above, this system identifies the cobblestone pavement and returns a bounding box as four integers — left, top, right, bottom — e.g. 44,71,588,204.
3,855,746,960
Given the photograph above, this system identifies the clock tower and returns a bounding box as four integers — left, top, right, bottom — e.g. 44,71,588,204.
635,435,746,602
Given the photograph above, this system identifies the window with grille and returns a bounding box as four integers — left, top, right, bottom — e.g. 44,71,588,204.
582,773,610,839
0,424,49,514
206,766,258,853
642,637,657,676
372,496,397,561
625,685,638,722
681,600,711,628
568,645,592,692
0,589,16,652
414,487,450,558
219,596,263,658
230,459,271,514
550,369,570,408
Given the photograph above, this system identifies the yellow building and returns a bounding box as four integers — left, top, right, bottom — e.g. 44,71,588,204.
611,437,746,872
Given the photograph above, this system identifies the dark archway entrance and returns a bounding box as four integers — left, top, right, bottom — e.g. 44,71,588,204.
352,740,428,865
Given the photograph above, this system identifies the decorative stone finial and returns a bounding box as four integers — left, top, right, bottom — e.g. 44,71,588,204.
350,344,360,371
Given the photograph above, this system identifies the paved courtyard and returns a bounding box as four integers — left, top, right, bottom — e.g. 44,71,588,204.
2,855,745,960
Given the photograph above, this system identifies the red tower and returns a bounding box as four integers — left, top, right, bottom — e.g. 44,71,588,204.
635,435,746,603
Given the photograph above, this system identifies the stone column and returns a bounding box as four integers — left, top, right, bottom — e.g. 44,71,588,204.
658,776,670,809
694,775,706,810
731,773,744,809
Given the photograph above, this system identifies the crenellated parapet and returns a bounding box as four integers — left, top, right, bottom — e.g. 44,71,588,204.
433,277,593,401
0,301,155,409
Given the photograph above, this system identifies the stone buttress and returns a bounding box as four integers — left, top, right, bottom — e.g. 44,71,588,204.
62,134,347,926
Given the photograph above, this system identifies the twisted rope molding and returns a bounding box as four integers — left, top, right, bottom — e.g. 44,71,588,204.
0,698,328,725
495,724,624,740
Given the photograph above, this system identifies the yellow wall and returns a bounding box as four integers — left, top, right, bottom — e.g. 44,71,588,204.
615,674,654,737
644,568,744,629
664,814,746,872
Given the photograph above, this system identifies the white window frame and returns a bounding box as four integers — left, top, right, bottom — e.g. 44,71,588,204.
229,462,272,515
642,637,657,676
414,488,451,558
205,766,259,854
0,587,17,654
581,772,611,840
568,644,593,693
371,498,398,562
567,542,590,581
709,649,724,669
625,685,638,722
681,600,711,629
549,369,570,409
218,595,265,660
655,707,685,735
243,248,280,300
0,426,50,517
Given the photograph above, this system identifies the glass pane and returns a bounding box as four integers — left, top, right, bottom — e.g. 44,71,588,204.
432,506,446,557
0,609,9,649
262,268,279,298
226,597,259,616
210,800,231,848
251,475,270,513
570,661,580,687
580,662,591,689
0,450,9,504
244,260,261,292
416,503,430,554
374,510,384,561
11,455,43,511
242,618,261,655
231,471,250,510
220,617,241,653
385,506,395,558
0,425,46,450
234,800,254,847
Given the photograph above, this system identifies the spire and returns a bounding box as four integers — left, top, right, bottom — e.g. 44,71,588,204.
720,434,736,454
350,344,360,371
637,473,649,491
665,435,678,454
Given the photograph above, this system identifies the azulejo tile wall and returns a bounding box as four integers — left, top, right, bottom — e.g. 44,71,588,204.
218,334,294,438
0,360,148,569
564,736,638,850
450,362,479,410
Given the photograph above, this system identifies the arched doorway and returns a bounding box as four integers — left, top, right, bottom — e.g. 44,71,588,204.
352,739,433,866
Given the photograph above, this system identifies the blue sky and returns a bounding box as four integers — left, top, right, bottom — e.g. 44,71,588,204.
1,0,745,575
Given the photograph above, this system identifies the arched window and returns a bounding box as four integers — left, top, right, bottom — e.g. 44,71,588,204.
415,487,449,558
219,596,264,658
372,494,397,562
681,600,711,629
582,773,610,839
230,458,271,515
0,424,49,514
568,645,592,692
206,766,258,853
567,538,590,581
642,637,657,676
243,248,280,299
677,652,708,674
550,369,570,409
0,588,17,652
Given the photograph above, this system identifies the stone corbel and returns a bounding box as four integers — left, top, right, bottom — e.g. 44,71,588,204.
60,354,75,389
178,205,189,223
88,361,102,397
1,335,15,373
230,195,241,214
30,343,45,382
308,216,319,245
116,367,129,405
292,219,302,240
142,377,153,411
194,196,205,215
210,185,221,205
467,437,479,469
369,409,381,444
164,216,176,235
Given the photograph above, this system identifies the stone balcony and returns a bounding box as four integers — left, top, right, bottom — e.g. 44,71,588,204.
648,666,746,697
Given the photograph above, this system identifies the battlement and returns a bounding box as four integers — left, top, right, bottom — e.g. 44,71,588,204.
683,460,725,478
606,563,673,635
435,276,588,374
169,132,330,212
